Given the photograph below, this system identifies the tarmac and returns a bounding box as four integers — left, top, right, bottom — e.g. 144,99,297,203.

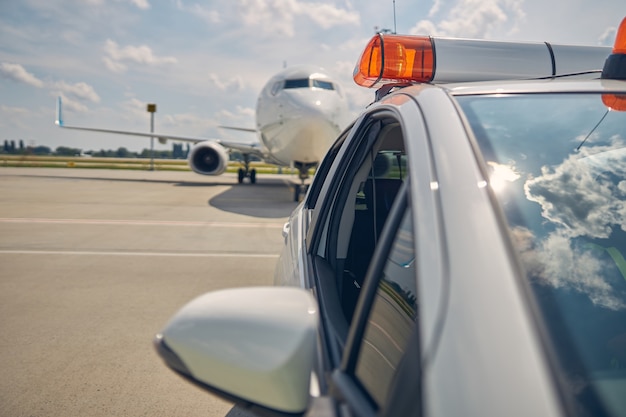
0,167,300,417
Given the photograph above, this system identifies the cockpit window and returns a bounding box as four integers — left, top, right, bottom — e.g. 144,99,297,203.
312,79,335,90
281,78,335,91
284,79,310,89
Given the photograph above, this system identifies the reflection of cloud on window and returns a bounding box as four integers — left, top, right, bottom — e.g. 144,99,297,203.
514,140,626,310
511,226,626,311
524,142,626,239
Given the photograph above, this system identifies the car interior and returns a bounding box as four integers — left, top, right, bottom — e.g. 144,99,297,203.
334,122,407,321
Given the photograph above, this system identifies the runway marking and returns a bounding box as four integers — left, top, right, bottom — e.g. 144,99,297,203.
0,250,279,258
0,217,283,228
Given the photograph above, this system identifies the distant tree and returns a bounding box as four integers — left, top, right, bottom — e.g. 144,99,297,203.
30,146,51,155
55,146,82,156
2,140,8,153
19,140,24,150
139,148,172,159
10,140,16,153
115,147,132,158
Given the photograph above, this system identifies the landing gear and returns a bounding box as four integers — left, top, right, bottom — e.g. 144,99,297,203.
294,183,309,202
293,161,316,202
237,155,257,184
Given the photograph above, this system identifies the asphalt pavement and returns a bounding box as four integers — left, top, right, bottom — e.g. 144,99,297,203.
0,167,299,417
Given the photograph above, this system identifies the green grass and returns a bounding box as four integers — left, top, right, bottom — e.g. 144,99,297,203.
0,155,310,175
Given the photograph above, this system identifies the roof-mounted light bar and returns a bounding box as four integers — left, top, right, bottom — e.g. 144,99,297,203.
353,34,434,88
601,17,626,80
354,33,613,88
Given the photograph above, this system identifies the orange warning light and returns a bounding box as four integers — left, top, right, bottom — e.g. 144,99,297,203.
354,34,434,88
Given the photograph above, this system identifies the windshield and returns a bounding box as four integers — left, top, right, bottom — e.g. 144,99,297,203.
457,93,626,417
282,78,335,90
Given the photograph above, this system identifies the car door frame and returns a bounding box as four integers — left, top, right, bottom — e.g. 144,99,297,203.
305,90,445,417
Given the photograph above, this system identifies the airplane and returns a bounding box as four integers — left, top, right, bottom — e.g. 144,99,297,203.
55,65,352,201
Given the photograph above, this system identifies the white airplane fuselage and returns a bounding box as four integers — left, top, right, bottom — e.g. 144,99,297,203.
255,66,351,169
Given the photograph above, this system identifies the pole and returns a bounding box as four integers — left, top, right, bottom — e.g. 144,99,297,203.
147,104,157,171
393,0,397,34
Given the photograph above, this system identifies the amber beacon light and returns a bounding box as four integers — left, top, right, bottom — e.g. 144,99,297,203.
353,34,434,88
601,17,626,111
601,17,626,80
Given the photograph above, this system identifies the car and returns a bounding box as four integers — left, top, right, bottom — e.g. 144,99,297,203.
154,18,626,417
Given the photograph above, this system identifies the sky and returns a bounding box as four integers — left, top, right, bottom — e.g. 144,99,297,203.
0,0,624,153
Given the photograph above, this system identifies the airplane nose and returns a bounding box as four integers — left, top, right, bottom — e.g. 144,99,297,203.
284,90,346,129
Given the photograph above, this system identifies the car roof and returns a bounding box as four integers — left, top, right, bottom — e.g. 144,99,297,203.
440,77,626,96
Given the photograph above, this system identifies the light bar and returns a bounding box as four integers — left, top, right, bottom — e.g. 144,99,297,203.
353,34,434,88
354,33,612,88
601,17,626,80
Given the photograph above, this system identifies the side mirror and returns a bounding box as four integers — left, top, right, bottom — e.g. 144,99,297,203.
154,287,318,415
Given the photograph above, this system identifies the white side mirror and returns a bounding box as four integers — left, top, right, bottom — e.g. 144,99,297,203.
154,287,318,415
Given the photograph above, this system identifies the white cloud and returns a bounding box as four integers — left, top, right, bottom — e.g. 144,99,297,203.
52,81,100,103
304,3,360,29
102,40,178,73
410,0,525,38
0,63,44,88
129,0,150,9
238,0,299,36
58,94,89,113
103,56,127,73
85,0,150,9
236,0,359,37
119,97,152,120
216,105,255,121
176,1,220,23
599,26,617,46
427,0,444,17
207,73,245,91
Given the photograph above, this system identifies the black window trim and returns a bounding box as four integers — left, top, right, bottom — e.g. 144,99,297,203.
305,115,366,254
325,119,383,272
304,121,354,210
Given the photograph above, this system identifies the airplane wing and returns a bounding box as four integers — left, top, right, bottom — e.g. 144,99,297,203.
55,97,267,159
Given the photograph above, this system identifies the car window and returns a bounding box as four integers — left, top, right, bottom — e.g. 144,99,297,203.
457,93,626,417
353,205,418,409
307,114,411,370
329,118,408,321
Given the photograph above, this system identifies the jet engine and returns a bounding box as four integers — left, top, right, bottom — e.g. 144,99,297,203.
188,141,229,176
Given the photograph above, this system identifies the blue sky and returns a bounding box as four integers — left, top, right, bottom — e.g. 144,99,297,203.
0,0,623,153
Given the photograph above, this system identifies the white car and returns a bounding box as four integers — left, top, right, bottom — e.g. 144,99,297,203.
155,18,626,417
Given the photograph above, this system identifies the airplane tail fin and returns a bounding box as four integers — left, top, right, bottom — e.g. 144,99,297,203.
55,96,63,126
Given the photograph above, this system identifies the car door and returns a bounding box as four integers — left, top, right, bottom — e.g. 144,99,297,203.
306,92,443,417
304,108,410,366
